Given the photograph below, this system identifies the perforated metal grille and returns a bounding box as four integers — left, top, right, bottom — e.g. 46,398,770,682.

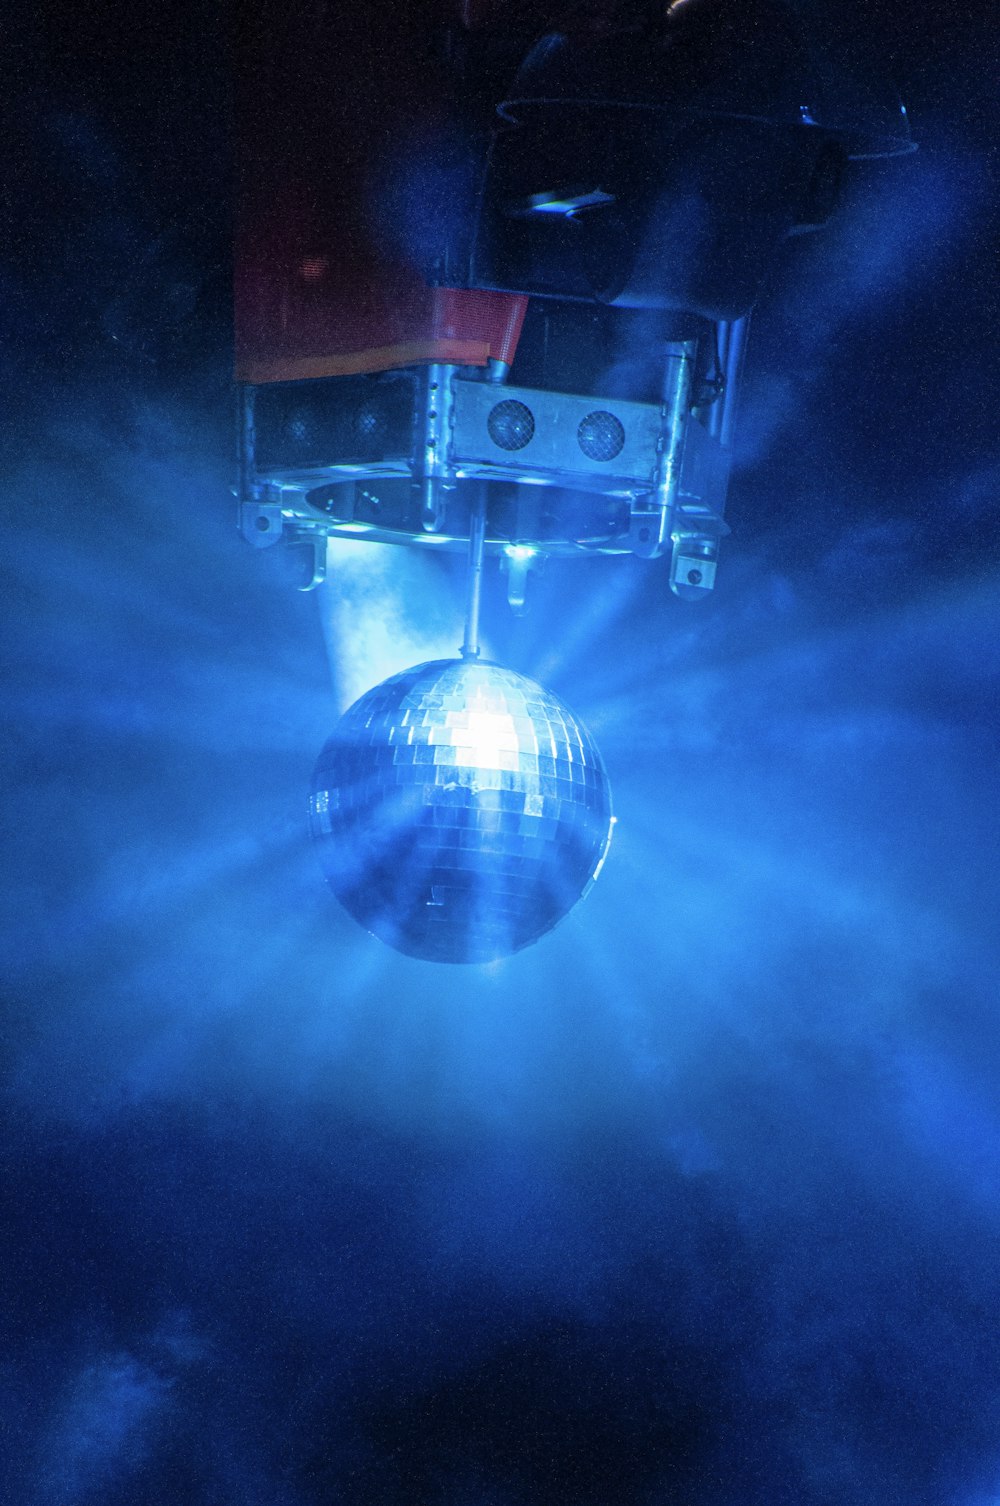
354,402,385,441
487,399,535,452
577,410,626,462
286,408,315,447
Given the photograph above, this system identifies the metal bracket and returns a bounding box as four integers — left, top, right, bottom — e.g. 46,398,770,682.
628,342,695,559
240,496,284,547
297,537,328,592
417,362,458,532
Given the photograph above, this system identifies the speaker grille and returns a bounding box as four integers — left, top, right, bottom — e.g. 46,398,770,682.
577,410,625,462
487,399,535,452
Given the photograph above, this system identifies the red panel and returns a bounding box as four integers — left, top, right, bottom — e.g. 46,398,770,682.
234,0,530,383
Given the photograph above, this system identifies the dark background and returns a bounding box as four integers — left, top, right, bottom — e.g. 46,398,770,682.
2,3,1000,1503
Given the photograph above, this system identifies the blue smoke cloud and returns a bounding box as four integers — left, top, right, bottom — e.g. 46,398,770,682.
39,1350,173,1501
4,360,998,1502
3,9,1000,1504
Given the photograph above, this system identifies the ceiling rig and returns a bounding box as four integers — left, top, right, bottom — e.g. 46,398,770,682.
235,0,910,619
234,0,912,961
239,319,746,612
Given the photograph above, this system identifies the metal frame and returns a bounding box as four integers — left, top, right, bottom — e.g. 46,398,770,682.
237,320,747,598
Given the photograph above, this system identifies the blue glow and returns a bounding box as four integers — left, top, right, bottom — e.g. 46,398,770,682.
3,70,999,1505
41,1353,170,1498
4,387,999,1500
311,660,612,961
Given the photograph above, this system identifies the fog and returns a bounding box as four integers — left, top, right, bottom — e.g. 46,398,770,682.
2,4,999,1502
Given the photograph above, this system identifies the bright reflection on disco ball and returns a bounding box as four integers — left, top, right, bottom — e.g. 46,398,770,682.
310,659,614,963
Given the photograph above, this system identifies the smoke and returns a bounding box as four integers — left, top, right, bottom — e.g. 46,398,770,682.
38,1351,173,1501
318,539,464,710
4,348,998,1501
3,12,999,1503
737,141,991,470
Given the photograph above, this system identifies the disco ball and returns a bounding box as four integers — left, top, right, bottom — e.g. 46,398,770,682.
310,659,613,963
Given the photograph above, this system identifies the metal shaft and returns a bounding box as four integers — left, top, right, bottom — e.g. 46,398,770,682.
461,486,488,660
710,318,749,448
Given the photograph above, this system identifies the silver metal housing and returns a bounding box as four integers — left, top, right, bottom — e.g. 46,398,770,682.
238,322,746,600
